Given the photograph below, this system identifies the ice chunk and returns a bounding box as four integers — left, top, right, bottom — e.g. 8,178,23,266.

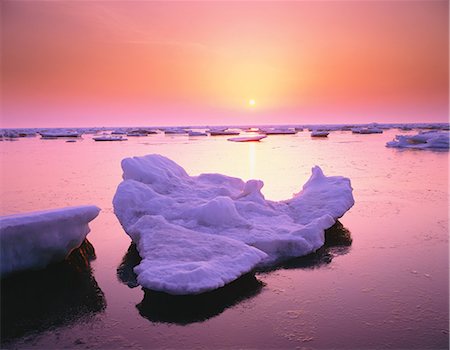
351,127,383,134
208,129,240,136
260,128,297,135
113,154,354,294
310,131,329,137
128,215,267,295
227,135,267,142
386,131,449,150
188,130,207,136
39,130,82,138
93,135,127,141
0,205,100,277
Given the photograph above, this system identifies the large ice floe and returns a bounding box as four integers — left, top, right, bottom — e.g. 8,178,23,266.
386,131,449,150
113,155,354,295
0,205,100,277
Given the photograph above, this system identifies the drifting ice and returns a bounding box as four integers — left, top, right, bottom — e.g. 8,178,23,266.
0,205,100,277
386,131,449,150
113,155,354,295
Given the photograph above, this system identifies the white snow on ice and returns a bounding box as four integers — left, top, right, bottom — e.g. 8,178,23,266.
0,205,100,277
386,131,449,150
129,215,268,294
113,155,354,295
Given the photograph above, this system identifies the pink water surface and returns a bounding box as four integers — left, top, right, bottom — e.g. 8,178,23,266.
1,129,448,348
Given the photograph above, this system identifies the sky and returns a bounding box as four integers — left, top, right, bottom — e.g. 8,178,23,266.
1,0,448,127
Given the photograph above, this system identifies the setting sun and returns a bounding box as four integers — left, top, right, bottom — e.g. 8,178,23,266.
249,99,256,107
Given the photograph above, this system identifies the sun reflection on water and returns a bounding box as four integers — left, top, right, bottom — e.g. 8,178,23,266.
248,142,256,179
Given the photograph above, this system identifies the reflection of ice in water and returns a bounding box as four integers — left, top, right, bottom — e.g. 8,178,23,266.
1,240,105,342
136,273,264,325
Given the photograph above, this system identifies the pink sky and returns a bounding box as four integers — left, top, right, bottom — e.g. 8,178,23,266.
1,1,448,127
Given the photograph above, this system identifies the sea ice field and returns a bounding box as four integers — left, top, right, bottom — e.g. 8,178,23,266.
0,125,448,349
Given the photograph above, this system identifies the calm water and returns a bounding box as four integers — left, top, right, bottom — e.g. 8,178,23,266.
1,129,448,349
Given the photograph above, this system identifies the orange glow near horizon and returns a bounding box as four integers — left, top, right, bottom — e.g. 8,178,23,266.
1,1,448,127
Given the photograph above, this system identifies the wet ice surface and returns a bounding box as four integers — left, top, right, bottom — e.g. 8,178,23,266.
1,129,448,349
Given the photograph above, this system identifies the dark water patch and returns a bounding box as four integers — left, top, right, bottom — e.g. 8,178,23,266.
136,273,264,325
0,240,106,343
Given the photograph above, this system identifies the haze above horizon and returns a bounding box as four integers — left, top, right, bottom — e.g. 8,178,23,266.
1,0,448,128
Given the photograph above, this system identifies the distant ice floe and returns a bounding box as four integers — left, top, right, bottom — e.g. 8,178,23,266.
261,128,297,135
93,135,127,142
310,130,329,137
188,130,208,137
0,205,100,277
351,127,383,134
386,131,449,150
113,155,354,295
39,130,82,138
208,128,240,136
227,135,267,142
164,128,187,135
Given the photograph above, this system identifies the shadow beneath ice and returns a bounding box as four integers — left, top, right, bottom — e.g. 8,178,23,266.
137,273,264,325
116,221,352,325
265,220,352,271
117,243,141,288
117,245,264,325
0,240,106,343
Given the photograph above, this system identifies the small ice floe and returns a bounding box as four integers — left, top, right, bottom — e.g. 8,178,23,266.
260,128,297,135
113,154,354,295
111,129,127,135
351,127,383,134
93,135,128,142
208,128,240,136
386,131,449,150
17,130,37,138
2,131,20,140
141,129,159,134
127,128,158,136
0,205,100,277
188,130,208,136
5,131,20,138
39,130,82,138
127,131,147,137
164,128,187,135
310,130,329,137
227,135,267,142
242,127,261,133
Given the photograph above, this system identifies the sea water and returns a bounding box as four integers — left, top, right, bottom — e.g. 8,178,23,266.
1,129,448,348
